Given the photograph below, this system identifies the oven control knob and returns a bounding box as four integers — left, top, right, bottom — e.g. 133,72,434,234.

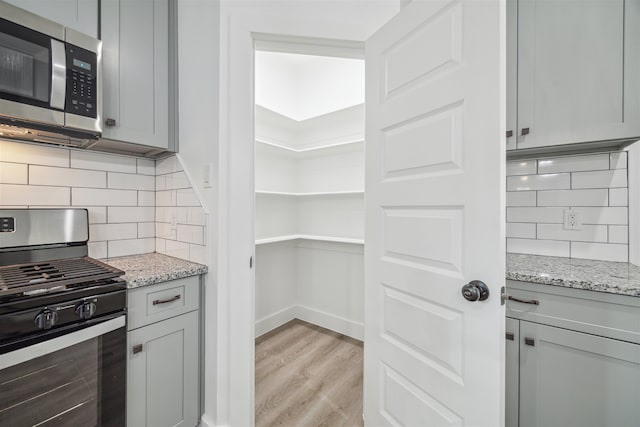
75,301,97,320
34,309,58,330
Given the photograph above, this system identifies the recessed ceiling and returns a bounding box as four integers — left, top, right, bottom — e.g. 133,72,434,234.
255,51,364,121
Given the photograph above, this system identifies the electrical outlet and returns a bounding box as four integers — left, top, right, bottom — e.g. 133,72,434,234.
563,209,581,230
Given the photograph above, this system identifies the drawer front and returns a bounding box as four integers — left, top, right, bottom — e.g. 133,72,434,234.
127,276,200,331
506,280,640,344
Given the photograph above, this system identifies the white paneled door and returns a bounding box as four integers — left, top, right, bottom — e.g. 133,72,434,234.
364,0,505,426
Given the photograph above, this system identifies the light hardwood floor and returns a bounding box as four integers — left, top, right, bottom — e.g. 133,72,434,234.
255,319,364,427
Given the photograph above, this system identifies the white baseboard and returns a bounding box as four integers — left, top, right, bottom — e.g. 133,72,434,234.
295,305,364,341
255,305,297,337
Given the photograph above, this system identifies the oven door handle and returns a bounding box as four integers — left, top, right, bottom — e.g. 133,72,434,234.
0,315,125,370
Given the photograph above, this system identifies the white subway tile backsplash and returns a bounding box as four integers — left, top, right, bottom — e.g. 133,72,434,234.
506,151,628,262
0,184,70,205
177,188,200,206
506,191,536,207
156,156,183,175
187,207,206,226
108,172,155,191
0,162,27,184
537,189,608,207
536,224,607,243
507,173,570,191
506,160,537,176
163,240,190,259
609,188,628,206
73,188,137,206
507,238,570,257
108,238,155,258
156,190,176,206
507,207,564,223
177,224,204,245
537,154,609,174
90,223,138,241
164,171,190,190
610,152,627,170
0,139,69,167
137,159,156,175
88,241,107,259
138,222,155,238
71,151,137,173
506,223,536,239
570,242,628,263
108,206,155,223
573,207,628,225
609,225,629,244
572,169,627,189
30,165,106,188
155,238,166,253
138,191,155,206
156,222,177,240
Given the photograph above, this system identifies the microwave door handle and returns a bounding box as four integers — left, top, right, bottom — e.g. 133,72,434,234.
50,39,66,110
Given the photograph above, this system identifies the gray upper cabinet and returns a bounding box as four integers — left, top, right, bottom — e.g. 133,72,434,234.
510,0,640,151
5,0,98,37
506,0,518,151
101,0,175,151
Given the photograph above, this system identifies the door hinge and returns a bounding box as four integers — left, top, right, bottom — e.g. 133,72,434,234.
501,286,506,305
250,256,253,268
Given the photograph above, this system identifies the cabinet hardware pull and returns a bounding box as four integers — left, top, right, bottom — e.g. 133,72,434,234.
521,127,530,136
507,295,539,305
524,337,535,346
133,344,143,354
105,118,117,127
506,332,515,341
506,130,513,138
152,295,181,305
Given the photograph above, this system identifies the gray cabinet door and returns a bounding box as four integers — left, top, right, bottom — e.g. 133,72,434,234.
516,0,640,149
101,0,170,149
519,321,640,427
128,310,199,427
505,317,519,427
5,0,98,37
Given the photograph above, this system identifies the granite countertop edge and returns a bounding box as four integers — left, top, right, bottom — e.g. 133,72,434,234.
506,253,640,297
104,253,208,289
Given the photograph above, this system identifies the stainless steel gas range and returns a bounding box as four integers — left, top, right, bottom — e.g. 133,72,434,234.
0,209,126,426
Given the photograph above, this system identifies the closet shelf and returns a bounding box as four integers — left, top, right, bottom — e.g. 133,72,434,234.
255,234,365,245
256,138,364,153
256,190,364,196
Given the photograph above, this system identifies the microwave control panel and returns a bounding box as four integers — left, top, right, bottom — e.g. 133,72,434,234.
65,44,97,119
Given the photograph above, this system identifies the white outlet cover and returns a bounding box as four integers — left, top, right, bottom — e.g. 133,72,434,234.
563,209,582,230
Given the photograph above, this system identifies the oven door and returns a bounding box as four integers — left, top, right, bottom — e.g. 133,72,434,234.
0,315,126,427
0,14,66,127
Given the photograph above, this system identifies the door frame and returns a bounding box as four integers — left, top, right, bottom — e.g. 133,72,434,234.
218,12,380,427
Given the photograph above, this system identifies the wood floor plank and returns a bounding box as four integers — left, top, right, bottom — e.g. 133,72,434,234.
255,320,363,427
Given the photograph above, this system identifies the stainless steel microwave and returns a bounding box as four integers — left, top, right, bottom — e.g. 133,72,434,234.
0,1,102,144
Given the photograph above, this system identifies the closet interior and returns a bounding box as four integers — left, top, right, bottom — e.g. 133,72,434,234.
254,49,365,341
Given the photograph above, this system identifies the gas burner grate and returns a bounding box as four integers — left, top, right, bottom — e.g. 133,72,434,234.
0,257,124,297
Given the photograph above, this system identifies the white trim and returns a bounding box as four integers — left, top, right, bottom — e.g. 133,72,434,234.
255,190,364,196
256,234,364,245
0,316,125,369
255,305,297,337
295,305,364,341
256,137,364,153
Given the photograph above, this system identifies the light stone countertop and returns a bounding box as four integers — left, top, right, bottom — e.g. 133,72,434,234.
105,252,207,288
506,253,640,297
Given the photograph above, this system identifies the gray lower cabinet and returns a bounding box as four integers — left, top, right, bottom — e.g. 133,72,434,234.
506,280,640,427
127,276,201,427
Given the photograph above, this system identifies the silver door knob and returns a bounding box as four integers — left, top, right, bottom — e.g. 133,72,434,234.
461,280,489,302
